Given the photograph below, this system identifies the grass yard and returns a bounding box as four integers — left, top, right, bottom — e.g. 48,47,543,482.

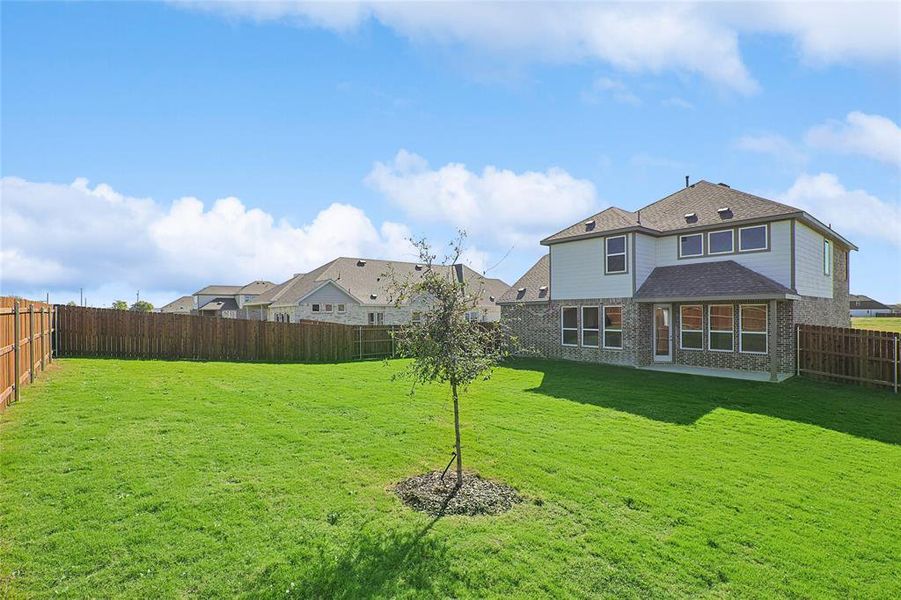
2,359,900,598
852,316,901,333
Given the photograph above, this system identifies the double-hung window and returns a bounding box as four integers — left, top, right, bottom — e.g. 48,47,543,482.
605,236,627,274
324,303,333,313
337,304,346,313
679,233,703,258
708,305,734,351
312,303,321,312
582,307,599,347
368,312,384,325
823,240,832,276
708,229,734,255
561,307,579,346
680,305,703,350
603,306,623,349
739,225,767,251
739,304,768,353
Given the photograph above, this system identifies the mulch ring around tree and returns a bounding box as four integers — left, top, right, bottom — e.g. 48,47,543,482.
394,470,522,516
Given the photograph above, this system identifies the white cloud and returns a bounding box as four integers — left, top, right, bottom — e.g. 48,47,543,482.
365,149,599,248
0,176,416,302
805,112,901,166
779,173,901,246
662,97,694,110
735,133,808,165
582,77,641,106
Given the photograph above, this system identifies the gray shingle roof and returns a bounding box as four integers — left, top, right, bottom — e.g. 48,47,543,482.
849,295,890,310
237,281,276,295
193,284,242,296
542,180,856,249
255,258,508,308
498,254,550,304
198,297,239,311
160,295,194,313
634,260,795,302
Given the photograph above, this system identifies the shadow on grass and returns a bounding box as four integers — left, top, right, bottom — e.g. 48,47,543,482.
507,358,901,445
248,492,459,599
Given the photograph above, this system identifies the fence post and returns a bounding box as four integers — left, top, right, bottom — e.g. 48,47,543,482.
795,324,800,378
29,304,35,383
358,326,363,360
13,301,20,403
894,335,898,394
40,307,46,371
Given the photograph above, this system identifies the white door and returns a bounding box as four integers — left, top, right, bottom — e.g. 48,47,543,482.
653,304,672,362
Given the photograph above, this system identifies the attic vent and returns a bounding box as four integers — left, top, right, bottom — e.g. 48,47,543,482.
518,287,526,293
717,207,733,219
584,220,596,231
489,295,495,302
539,285,548,292
415,264,423,270
370,293,377,300
718,182,730,188
357,260,367,267
684,212,697,223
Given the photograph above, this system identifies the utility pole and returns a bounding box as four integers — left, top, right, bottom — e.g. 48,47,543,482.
80,288,84,306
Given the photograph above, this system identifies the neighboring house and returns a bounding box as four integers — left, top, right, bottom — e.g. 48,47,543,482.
500,180,856,380
159,295,194,314
246,257,509,325
849,294,892,317
192,281,276,318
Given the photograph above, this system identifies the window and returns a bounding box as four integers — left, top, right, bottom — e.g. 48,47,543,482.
680,305,703,350
324,304,333,313
824,240,832,276
708,305,734,351
605,235,627,274
561,307,578,346
312,303,321,312
739,225,767,251
740,304,767,353
275,313,282,323
411,311,421,324
603,306,623,349
285,314,291,324
337,304,346,313
708,229,734,255
368,312,384,325
582,306,599,347
679,233,704,257
465,311,480,322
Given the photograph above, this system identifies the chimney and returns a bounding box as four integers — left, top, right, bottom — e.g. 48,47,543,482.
685,175,689,188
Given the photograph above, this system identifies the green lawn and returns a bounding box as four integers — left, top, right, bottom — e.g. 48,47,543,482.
852,316,901,333
2,359,900,599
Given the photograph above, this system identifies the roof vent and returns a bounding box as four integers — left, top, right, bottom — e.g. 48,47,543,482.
370,293,377,300
684,212,697,223
357,260,367,267
717,207,733,219
539,285,548,292
718,182,730,188
584,220,596,232
415,264,423,271
518,287,526,293
489,295,495,302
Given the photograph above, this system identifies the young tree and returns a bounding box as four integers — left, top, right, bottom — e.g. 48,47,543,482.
388,233,509,488
130,300,154,312
111,300,128,310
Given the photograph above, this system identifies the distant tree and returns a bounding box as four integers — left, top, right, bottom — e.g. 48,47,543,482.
66,301,76,306
130,300,154,312
387,232,510,488
111,300,128,310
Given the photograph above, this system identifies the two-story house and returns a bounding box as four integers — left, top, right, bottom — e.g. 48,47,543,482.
192,281,276,318
245,257,510,325
499,180,856,380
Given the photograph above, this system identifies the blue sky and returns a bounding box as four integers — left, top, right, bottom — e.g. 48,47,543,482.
2,1,899,307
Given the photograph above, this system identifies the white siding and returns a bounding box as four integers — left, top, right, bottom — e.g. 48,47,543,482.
299,282,358,305
634,233,656,289
654,220,792,288
794,221,833,297
550,236,633,300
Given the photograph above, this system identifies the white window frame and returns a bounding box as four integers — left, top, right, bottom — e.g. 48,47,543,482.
561,306,579,347
312,303,321,312
708,304,734,352
823,240,832,276
605,235,628,274
679,305,703,350
603,305,623,350
678,233,704,258
738,224,768,252
337,304,346,313
411,311,421,324
324,303,333,313
581,306,599,348
707,229,734,255
739,304,768,354
368,311,384,325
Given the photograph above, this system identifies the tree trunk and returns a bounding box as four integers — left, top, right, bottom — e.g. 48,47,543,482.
451,378,463,488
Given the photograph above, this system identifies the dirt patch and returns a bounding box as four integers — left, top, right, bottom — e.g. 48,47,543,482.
394,471,522,516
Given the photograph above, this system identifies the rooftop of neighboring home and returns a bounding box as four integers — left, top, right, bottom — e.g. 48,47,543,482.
192,284,243,296
850,294,891,310
541,180,857,250
197,297,239,312
237,280,276,295
246,257,509,309
159,295,194,312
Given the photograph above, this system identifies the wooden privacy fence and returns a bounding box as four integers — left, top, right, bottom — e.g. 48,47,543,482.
797,324,899,392
1,298,54,410
54,305,400,363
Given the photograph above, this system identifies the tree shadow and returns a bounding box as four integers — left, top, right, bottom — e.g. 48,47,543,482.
506,359,901,445
246,491,460,599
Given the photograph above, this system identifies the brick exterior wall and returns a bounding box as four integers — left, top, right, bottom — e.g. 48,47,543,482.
792,244,850,328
